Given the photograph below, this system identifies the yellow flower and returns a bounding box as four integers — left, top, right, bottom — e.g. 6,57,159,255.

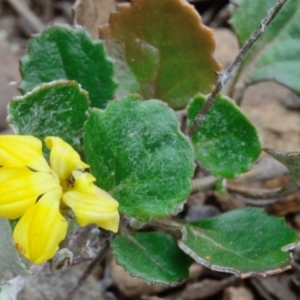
0,135,119,265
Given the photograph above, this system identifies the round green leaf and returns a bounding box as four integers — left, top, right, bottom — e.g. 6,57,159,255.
112,231,191,284
8,80,89,151
20,24,116,108
188,94,262,178
230,0,300,95
179,207,298,277
83,95,194,221
99,0,221,109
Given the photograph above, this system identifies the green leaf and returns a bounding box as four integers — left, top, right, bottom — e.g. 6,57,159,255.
179,207,298,278
99,0,221,109
187,94,262,178
230,0,300,95
8,80,89,152
0,218,30,277
83,95,194,221
112,231,191,284
20,24,116,108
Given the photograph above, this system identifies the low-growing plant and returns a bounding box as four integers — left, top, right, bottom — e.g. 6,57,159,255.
0,0,299,298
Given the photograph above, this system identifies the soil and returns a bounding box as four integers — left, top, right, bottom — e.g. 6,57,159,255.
1,0,300,299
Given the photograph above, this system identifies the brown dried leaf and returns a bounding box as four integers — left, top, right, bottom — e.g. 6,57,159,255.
99,0,221,109
73,0,116,38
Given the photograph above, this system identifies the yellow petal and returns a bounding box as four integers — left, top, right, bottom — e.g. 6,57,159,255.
13,191,68,265
45,137,89,183
0,135,50,172
62,172,119,233
0,167,62,219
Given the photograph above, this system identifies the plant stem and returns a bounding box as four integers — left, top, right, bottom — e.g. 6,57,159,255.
226,179,299,204
64,230,113,300
188,0,288,136
147,218,183,239
192,157,288,194
64,217,129,300
226,181,283,204
192,176,217,193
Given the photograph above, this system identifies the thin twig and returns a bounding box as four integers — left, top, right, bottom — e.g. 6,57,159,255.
226,181,282,205
226,178,300,206
64,217,129,300
188,0,288,136
6,0,44,33
192,157,288,194
64,231,112,300
192,176,217,193
209,4,230,28
292,261,300,274
250,278,275,300
233,157,288,182
147,218,183,239
191,156,291,205
71,256,92,266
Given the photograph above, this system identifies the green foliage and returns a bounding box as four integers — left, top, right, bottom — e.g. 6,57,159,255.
8,80,89,152
20,24,116,108
83,95,194,221
112,232,191,284
188,94,262,178
0,218,30,277
2,0,299,285
179,208,298,277
230,0,300,95
99,0,221,109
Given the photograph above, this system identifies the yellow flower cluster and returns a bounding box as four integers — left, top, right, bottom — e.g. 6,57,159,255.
0,135,119,264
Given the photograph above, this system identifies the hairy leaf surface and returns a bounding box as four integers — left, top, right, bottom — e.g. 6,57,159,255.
20,24,116,108
84,95,194,221
8,81,89,152
0,218,30,277
179,208,298,277
112,232,191,284
230,0,300,95
188,94,262,178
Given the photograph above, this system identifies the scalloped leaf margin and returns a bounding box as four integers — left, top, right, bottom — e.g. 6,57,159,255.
20,24,116,108
179,207,298,278
99,0,222,109
188,93,262,178
83,95,195,221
